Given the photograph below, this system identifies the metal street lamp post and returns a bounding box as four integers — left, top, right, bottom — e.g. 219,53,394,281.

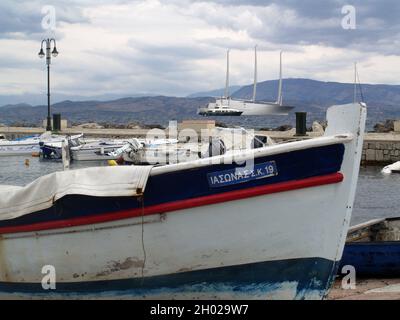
38,38,58,131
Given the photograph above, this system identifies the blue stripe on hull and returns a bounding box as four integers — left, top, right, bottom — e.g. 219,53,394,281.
0,258,338,299
0,144,345,229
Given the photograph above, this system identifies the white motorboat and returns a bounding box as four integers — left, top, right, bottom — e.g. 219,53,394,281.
382,161,400,174
71,138,179,162
0,132,77,157
71,140,130,161
121,126,271,165
0,135,41,156
123,142,201,165
39,134,84,160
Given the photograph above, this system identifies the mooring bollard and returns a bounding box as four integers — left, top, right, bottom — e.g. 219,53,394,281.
295,112,307,136
53,113,61,132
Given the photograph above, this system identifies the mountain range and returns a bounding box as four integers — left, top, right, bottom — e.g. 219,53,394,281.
1,78,400,130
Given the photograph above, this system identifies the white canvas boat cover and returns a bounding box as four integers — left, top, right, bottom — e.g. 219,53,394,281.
0,165,152,221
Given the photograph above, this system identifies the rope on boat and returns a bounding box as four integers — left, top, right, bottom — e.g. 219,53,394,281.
137,189,147,283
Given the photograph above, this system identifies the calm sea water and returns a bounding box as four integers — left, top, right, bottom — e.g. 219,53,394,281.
0,156,399,226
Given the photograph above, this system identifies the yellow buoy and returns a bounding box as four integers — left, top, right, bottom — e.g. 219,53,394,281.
24,159,30,166
108,160,118,166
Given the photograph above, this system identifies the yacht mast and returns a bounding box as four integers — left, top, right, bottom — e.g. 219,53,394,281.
252,45,257,101
224,49,230,99
277,51,283,106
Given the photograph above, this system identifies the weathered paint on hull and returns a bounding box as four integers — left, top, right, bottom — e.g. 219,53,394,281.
0,258,338,300
340,242,400,277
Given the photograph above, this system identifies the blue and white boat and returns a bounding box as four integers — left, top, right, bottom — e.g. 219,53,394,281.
0,132,82,157
0,103,366,299
0,135,42,156
40,134,83,160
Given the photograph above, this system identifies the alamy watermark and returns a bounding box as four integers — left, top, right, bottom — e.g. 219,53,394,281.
41,264,56,290
138,121,257,170
341,265,356,290
41,5,57,31
341,5,356,30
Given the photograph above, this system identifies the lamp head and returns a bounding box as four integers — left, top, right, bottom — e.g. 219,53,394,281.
51,47,58,57
38,48,45,58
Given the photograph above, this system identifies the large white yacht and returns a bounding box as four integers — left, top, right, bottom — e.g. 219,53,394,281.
198,47,294,116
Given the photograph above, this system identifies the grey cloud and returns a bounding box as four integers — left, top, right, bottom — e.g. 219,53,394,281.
0,0,89,40
196,0,400,54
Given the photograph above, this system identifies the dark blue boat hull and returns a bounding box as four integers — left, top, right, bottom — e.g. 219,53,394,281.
40,145,62,160
340,242,400,277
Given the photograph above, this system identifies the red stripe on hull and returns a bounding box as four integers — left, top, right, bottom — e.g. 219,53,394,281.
0,172,343,234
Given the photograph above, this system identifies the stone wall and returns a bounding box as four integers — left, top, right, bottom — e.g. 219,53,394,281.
362,140,400,165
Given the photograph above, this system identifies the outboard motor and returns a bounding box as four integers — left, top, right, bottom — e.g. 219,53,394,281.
202,137,226,158
252,135,267,149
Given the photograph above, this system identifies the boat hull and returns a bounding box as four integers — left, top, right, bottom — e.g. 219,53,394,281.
0,257,337,299
0,144,39,156
0,176,344,299
71,146,121,161
204,99,294,116
40,144,62,160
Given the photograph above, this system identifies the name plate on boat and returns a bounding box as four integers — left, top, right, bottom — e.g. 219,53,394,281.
207,161,278,188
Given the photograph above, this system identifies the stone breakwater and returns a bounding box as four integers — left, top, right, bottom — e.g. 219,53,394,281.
260,131,400,165
361,134,400,165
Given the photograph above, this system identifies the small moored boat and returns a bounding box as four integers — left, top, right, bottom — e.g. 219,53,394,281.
382,161,400,174
0,135,42,156
340,217,400,277
71,140,130,161
40,134,84,160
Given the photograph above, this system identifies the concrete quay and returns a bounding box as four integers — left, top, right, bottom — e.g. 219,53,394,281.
328,278,400,300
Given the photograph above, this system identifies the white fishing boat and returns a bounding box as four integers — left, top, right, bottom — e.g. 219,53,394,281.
71,138,179,162
198,48,294,116
71,140,130,161
0,103,366,299
0,132,76,157
0,135,41,156
106,138,180,164
123,142,201,165
119,127,270,165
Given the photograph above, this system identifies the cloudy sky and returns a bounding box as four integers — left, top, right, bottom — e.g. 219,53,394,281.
1,0,400,100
